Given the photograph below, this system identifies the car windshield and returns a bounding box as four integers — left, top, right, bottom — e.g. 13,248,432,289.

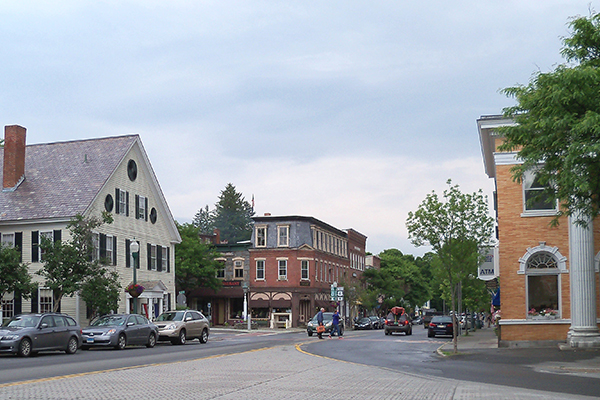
358,317,370,323
91,315,126,327
156,312,184,322
311,312,333,322
7,315,40,328
431,316,452,323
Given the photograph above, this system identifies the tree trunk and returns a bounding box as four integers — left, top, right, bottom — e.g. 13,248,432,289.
451,283,458,354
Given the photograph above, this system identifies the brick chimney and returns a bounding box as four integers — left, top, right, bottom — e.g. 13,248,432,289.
3,125,26,190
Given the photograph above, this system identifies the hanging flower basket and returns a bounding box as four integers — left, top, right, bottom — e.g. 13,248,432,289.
126,283,145,298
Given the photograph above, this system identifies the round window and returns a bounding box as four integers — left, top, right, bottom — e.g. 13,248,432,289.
150,207,157,224
105,194,114,212
127,159,138,181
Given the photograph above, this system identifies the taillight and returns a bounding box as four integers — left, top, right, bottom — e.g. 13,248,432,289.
429,323,437,328
384,320,389,325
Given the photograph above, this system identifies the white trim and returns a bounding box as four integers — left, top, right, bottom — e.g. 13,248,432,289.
499,318,570,325
518,243,568,274
494,152,521,165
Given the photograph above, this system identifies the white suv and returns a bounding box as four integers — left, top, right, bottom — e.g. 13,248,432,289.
155,310,209,345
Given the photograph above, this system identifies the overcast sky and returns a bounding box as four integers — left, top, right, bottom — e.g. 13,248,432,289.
0,2,592,255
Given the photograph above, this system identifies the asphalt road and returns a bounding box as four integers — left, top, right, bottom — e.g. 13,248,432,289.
1,326,599,398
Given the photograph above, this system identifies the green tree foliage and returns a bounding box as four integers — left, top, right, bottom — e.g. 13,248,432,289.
406,180,494,353
378,249,431,311
37,212,114,312
80,268,121,320
359,268,405,312
0,244,36,303
499,12,600,223
193,204,214,234
212,183,254,243
175,223,222,298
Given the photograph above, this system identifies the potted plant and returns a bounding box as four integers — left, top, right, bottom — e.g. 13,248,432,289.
126,283,145,298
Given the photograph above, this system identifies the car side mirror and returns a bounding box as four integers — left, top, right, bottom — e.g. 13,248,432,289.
127,322,135,326
185,317,192,321
40,323,48,329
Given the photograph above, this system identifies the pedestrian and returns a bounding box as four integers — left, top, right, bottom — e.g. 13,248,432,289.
316,308,325,339
329,309,342,339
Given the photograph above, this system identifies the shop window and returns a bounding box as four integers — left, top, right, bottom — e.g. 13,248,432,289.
526,252,560,318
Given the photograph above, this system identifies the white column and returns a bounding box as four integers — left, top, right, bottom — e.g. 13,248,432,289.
568,212,600,348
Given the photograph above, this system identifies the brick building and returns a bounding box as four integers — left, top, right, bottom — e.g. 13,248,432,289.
249,214,367,328
478,115,600,347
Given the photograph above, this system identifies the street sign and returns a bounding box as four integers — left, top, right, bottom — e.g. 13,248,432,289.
330,285,337,301
336,286,344,301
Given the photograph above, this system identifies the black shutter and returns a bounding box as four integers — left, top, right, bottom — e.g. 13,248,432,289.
157,246,162,272
147,243,152,270
135,195,140,219
115,188,120,214
53,230,61,242
126,191,129,217
126,239,131,268
15,232,22,262
100,234,107,260
167,246,170,273
30,289,38,313
32,231,39,263
14,290,22,315
167,293,171,310
113,236,118,265
145,197,149,221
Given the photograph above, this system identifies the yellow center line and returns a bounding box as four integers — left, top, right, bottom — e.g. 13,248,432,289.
0,346,274,388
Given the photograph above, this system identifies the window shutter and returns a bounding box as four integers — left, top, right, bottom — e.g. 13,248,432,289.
32,231,39,263
145,197,149,221
14,290,22,315
126,239,131,268
147,243,152,270
167,247,170,273
30,289,38,313
113,236,118,265
126,191,130,216
115,188,120,214
157,246,162,272
135,195,140,219
53,230,61,242
15,232,22,262
100,234,107,260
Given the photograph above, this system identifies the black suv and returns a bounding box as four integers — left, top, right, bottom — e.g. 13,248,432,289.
0,313,82,357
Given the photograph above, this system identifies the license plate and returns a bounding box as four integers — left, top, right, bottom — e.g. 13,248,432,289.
438,325,445,328
86,338,95,343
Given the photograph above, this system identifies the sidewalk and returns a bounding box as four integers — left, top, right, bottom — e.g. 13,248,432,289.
438,326,499,353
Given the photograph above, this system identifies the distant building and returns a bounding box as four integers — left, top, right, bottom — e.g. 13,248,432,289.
478,115,600,347
0,125,181,325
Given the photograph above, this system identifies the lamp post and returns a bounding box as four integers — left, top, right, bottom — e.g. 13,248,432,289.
130,240,139,314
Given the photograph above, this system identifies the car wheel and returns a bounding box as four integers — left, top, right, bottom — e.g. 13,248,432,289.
307,331,313,337
178,329,186,345
116,333,127,350
428,331,434,338
339,327,344,336
199,328,209,344
146,333,156,348
407,328,412,336
18,338,32,357
66,336,79,354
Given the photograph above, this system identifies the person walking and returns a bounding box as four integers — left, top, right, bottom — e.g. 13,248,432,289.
329,309,342,339
316,308,325,339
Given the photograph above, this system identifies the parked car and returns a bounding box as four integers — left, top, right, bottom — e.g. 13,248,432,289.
427,315,454,338
155,310,209,345
384,307,412,336
411,315,423,325
422,310,443,328
353,317,373,330
368,316,381,329
0,313,82,357
307,312,344,336
81,314,158,350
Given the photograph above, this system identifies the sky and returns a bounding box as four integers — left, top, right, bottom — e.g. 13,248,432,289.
0,1,593,256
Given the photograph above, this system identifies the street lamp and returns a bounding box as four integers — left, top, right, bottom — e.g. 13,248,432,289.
130,240,140,314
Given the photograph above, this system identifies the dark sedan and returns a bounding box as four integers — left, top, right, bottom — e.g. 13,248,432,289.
354,317,373,330
427,316,454,338
82,314,158,350
368,316,382,329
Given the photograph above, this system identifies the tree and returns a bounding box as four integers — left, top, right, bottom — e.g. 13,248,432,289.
378,249,431,311
0,244,36,309
175,223,222,300
499,12,600,223
359,268,406,313
212,183,254,243
406,180,494,353
37,212,113,312
193,205,214,235
80,268,121,320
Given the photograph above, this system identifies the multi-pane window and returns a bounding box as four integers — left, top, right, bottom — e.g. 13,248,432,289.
277,225,289,247
256,260,265,280
301,260,309,280
526,252,560,318
150,245,157,270
278,260,287,280
216,261,225,278
2,233,15,247
161,246,168,272
40,231,53,261
39,288,53,313
256,227,266,247
523,170,556,212
118,189,127,214
106,235,113,264
91,233,100,261
234,260,244,279
137,195,146,220
2,294,14,320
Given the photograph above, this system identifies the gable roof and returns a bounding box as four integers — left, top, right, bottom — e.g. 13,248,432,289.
0,135,137,222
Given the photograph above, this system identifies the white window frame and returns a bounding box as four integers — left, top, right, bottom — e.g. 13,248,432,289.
255,226,267,247
150,244,157,270
277,225,289,247
216,259,225,279
39,288,53,313
256,259,265,280
234,259,244,279
91,233,100,261
161,246,168,272
301,260,309,280
278,259,287,280
106,234,114,264
1,233,15,247
2,292,14,320
118,189,127,214
137,195,146,220
522,169,558,216
525,252,561,319
39,231,53,261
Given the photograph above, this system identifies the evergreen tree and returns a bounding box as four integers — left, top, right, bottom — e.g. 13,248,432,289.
212,183,254,243
193,205,214,235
